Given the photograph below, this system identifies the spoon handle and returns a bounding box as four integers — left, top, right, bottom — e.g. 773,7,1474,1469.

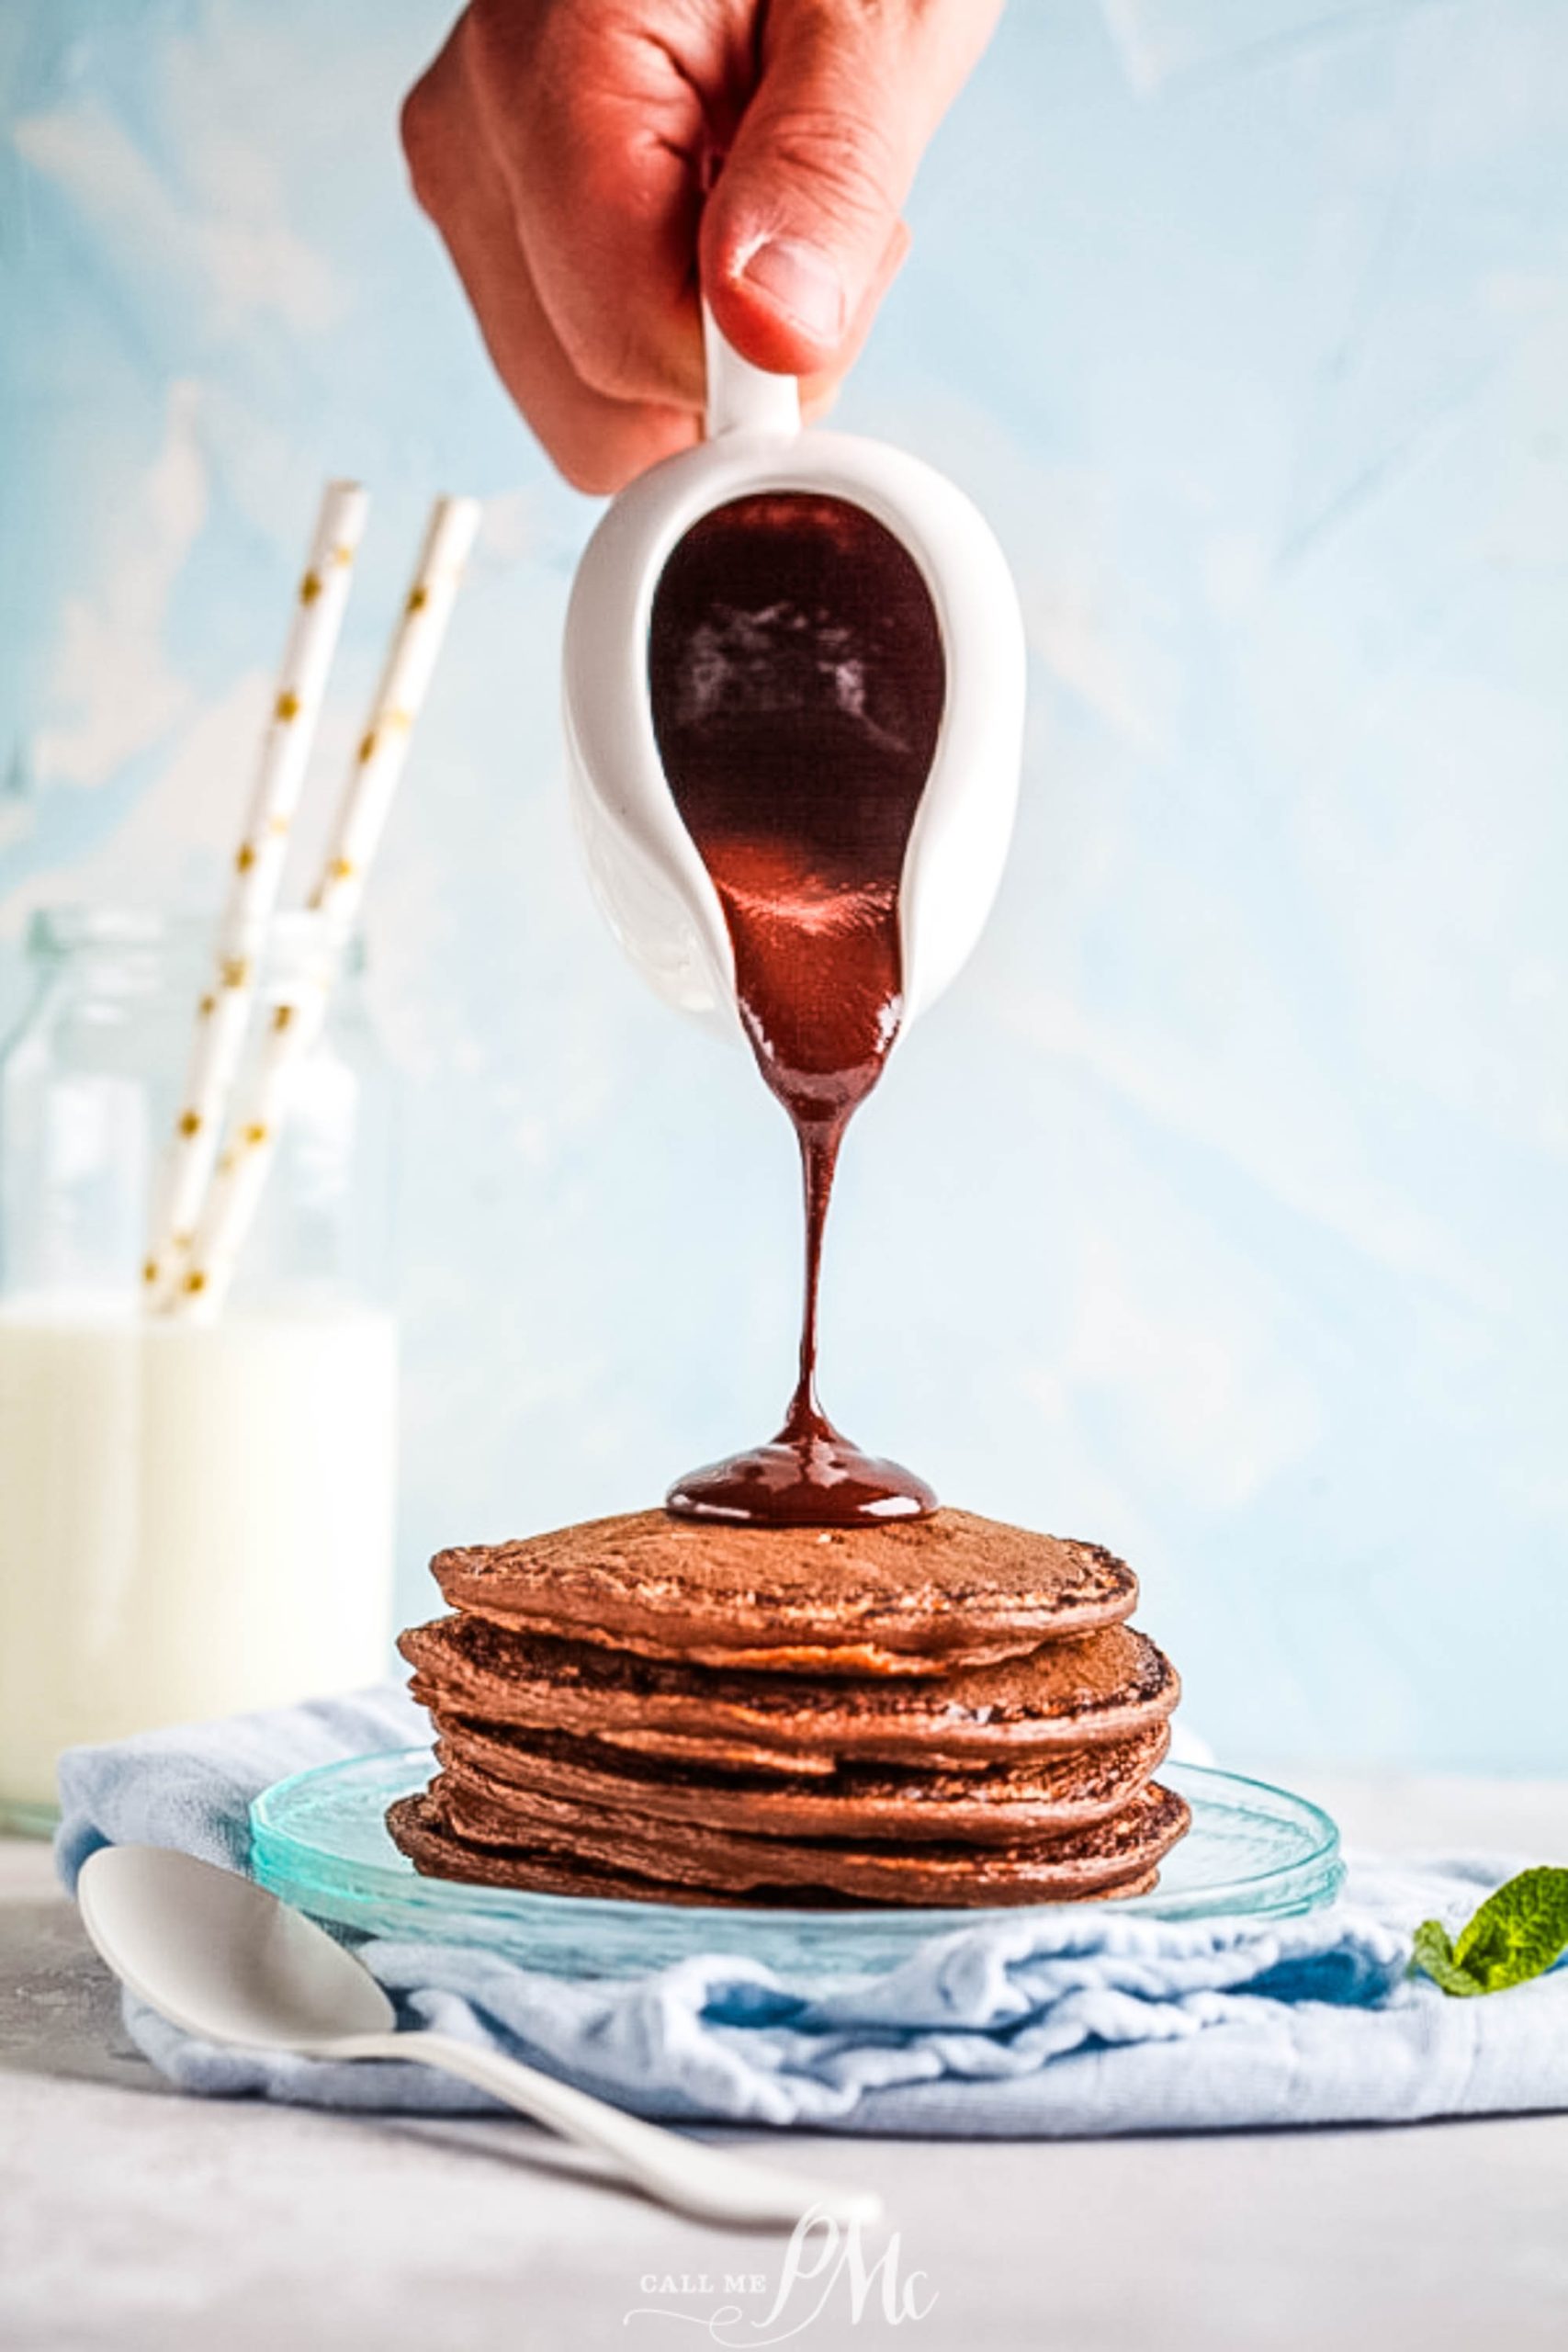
335,2028,880,2230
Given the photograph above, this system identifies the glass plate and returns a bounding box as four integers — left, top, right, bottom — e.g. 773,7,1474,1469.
250,1751,1342,1979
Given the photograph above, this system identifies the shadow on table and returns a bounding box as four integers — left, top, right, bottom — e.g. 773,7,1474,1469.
0,1892,157,2089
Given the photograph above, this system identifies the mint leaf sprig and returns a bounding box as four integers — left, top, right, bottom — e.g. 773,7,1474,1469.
1409,1867,1568,1997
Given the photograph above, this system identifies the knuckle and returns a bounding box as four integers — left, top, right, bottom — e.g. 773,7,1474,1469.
400,15,492,215
398,75,445,208
404,4,547,211
761,102,903,228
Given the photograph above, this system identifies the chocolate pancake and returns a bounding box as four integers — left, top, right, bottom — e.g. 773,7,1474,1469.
432,1713,1171,1845
389,1790,1167,1908
400,1612,1179,1769
432,1508,1136,1676
424,1763,1191,1905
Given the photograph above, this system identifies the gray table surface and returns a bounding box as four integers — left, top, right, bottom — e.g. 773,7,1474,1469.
5,1771,1568,2352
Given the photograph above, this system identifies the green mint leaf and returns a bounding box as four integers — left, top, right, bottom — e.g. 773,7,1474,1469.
1409,1918,1485,1997
1451,1866,1568,1993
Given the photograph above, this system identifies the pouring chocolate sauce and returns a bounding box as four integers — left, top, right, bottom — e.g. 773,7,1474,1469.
651,492,945,1527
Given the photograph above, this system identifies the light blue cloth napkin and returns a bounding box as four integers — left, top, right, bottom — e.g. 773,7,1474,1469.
55,1687,1568,2138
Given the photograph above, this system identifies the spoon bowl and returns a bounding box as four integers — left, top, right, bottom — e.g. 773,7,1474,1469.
81,1838,391,2050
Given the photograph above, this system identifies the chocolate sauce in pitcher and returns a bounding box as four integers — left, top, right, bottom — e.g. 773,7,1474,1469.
650,492,945,1527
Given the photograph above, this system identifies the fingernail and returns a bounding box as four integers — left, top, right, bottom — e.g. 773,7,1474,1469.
738,238,846,343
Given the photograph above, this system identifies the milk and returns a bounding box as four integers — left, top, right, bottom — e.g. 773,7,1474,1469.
0,1302,397,1816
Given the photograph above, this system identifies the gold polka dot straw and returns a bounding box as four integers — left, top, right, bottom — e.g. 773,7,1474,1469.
173,493,482,1322
144,480,368,1309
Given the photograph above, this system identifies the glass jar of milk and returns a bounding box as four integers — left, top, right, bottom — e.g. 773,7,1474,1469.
0,910,398,1830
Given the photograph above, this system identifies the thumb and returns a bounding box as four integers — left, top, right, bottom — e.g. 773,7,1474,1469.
701,0,1000,376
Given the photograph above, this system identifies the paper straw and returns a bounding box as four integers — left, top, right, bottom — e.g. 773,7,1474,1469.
144,480,369,1308
172,494,481,1322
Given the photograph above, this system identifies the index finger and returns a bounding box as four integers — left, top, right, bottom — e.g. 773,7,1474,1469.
465,0,735,412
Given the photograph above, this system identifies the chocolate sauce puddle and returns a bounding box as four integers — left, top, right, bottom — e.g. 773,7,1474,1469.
649,493,945,1526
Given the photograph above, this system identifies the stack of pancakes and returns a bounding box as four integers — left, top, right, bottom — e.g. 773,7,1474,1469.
389,1507,1188,1907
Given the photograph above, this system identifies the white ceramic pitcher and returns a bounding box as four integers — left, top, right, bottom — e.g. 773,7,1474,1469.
562,308,1026,1038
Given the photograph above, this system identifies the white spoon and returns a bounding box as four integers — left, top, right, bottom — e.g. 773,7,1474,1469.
77,1843,880,2232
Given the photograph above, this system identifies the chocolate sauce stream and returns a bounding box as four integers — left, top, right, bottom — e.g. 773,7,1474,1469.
650,493,945,1526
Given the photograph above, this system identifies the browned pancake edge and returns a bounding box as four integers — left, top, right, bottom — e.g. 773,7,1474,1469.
400,1613,1179,1766
419,1770,1191,1905
387,1789,1168,1910
432,1507,1138,1674
431,1713,1172,1845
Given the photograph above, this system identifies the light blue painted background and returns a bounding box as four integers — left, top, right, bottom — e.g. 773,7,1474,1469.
3,0,1564,1772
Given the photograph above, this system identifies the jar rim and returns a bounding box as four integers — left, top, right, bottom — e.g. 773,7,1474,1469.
27,905,367,975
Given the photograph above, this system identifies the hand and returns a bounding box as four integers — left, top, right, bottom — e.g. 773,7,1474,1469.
401,0,1002,492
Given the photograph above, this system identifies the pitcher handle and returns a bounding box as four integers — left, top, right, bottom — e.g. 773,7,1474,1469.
703,300,801,440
